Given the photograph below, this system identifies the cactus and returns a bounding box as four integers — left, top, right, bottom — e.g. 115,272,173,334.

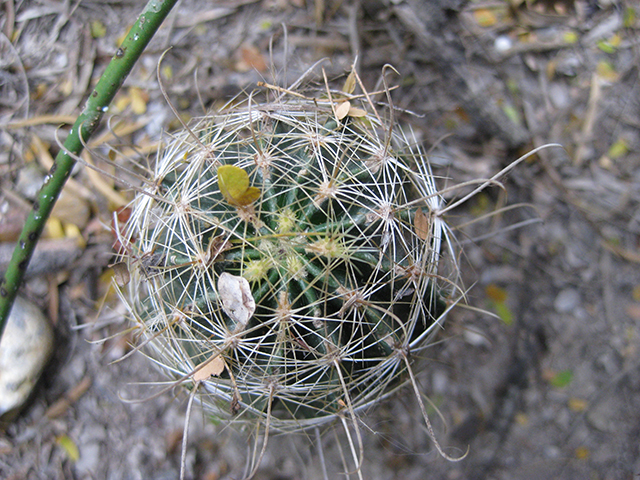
117,78,458,447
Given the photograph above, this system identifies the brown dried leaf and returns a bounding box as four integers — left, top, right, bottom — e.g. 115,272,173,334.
336,101,351,121
193,356,226,382
486,284,508,303
111,262,130,287
348,105,367,117
239,44,267,72
230,391,241,415
207,234,232,263
414,207,430,240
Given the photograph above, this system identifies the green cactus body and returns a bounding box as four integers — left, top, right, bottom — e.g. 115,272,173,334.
120,92,452,431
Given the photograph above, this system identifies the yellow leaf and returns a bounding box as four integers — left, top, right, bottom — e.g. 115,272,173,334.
193,355,226,382
129,87,148,115
114,94,130,112
563,31,578,44
575,446,590,460
596,61,619,82
56,434,80,462
609,33,622,47
46,217,65,239
64,222,86,248
515,412,528,426
342,70,356,94
568,397,588,412
217,165,260,206
161,65,173,80
607,137,629,159
474,8,497,27
90,20,106,39
32,83,48,101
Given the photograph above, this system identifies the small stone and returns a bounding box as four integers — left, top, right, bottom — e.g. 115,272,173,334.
554,289,581,313
0,296,54,421
463,328,490,347
548,83,570,109
494,35,512,53
544,445,561,459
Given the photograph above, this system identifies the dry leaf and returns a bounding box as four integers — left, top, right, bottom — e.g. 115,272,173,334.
348,105,367,117
111,262,130,287
45,217,65,239
129,87,148,114
336,101,351,121
239,44,267,72
473,8,497,27
414,208,430,240
342,70,356,94
568,397,588,412
575,446,590,460
230,391,241,415
218,272,255,328
207,234,232,263
193,355,226,382
486,284,508,303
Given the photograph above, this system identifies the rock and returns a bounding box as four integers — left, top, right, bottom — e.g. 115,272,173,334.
554,288,581,313
0,296,54,422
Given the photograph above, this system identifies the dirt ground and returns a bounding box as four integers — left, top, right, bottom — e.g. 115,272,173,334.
1,0,640,479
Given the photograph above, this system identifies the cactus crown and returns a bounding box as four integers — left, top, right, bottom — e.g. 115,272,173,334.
119,78,457,434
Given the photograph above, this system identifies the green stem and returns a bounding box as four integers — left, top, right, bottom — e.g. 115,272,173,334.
0,0,178,340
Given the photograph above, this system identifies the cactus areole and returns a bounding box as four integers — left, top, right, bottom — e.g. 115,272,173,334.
119,87,454,431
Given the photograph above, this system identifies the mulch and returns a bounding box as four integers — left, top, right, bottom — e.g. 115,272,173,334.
1,0,639,479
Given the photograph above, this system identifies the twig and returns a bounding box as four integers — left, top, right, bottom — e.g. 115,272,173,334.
0,0,179,341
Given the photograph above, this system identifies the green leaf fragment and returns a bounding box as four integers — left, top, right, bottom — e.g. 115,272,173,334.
607,137,629,159
56,434,80,462
502,104,521,126
494,301,513,325
563,31,578,44
550,369,573,388
623,7,637,28
90,20,107,39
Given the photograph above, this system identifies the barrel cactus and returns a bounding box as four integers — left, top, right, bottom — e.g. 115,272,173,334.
117,75,458,457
